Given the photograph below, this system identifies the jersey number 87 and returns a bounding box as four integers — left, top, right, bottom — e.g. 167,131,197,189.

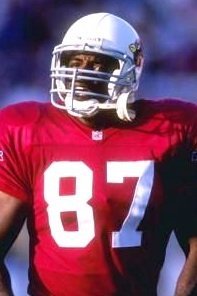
44,160,154,248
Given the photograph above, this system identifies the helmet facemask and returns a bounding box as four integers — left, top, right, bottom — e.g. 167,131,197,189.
50,13,144,121
51,50,118,117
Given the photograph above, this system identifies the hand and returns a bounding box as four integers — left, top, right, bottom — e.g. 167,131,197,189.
174,237,197,296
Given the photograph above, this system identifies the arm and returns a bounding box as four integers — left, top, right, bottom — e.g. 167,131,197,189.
175,237,197,296
0,191,27,296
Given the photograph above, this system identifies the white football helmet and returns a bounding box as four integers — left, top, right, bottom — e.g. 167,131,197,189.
50,12,144,121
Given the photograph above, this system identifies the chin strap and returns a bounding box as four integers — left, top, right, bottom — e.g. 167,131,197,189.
62,91,136,122
66,98,100,117
116,92,136,122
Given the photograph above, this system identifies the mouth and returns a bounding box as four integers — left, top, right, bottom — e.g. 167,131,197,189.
75,85,89,91
74,82,98,94
73,81,109,101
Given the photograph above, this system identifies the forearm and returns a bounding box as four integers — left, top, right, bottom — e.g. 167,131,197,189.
174,238,197,296
0,263,14,296
0,193,27,296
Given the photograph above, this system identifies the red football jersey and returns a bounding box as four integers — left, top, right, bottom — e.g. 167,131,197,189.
0,99,196,296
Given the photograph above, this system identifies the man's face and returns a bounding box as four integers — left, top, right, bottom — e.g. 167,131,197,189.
60,52,118,101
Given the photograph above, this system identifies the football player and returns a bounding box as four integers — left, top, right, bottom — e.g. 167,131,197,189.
0,12,196,296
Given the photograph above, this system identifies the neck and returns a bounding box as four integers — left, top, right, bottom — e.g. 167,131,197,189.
76,110,122,130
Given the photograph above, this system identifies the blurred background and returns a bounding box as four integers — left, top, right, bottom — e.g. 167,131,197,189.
1,0,196,295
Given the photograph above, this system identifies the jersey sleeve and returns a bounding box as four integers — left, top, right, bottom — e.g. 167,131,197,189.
173,150,197,253
173,113,197,253
158,102,197,253
0,109,31,202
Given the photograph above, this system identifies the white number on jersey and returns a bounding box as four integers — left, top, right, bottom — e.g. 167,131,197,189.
44,160,154,248
44,161,94,247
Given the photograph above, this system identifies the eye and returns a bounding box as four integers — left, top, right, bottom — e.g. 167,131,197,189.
97,56,119,73
60,53,83,68
68,58,83,68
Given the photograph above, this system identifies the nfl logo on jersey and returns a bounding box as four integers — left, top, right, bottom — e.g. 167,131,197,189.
0,150,4,161
92,130,103,140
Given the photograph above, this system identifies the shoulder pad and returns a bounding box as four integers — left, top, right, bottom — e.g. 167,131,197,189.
0,101,48,127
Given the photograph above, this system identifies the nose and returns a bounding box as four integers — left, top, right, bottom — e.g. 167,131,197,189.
81,58,97,70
